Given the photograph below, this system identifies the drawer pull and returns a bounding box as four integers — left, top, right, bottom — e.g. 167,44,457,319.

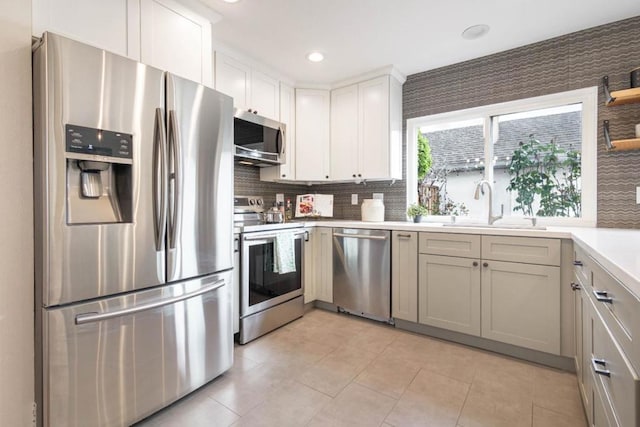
397,233,412,238
593,290,613,304
570,282,581,291
591,358,611,377
573,260,583,266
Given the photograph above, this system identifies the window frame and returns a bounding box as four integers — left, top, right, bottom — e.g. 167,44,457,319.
406,87,598,227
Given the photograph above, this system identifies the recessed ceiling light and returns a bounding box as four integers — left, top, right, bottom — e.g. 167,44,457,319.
307,52,324,62
461,24,490,40
223,0,240,3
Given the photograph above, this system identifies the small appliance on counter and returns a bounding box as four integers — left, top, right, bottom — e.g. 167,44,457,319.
295,194,334,217
361,199,385,222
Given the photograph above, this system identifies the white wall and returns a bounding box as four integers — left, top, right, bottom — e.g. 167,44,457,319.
0,0,34,425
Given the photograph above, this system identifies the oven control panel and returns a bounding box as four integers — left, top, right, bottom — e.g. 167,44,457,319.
234,196,265,213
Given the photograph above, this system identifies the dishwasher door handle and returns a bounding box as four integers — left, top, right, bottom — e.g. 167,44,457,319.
333,232,388,241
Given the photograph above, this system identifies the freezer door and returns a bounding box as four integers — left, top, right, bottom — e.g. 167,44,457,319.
42,271,233,427
165,73,234,282
33,33,167,306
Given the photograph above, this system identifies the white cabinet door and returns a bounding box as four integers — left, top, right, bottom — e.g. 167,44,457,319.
315,227,333,303
214,52,250,110
330,84,359,181
303,228,315,304
418,254,481,336
391,231,418,322
359,76,390,179
251,70,279,121
32,0,139,59
140,0,212,86
295,89,330,181
261,83,296,182
481,260,561,354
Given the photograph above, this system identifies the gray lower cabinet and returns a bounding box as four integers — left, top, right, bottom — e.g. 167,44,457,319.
303,227,315,303
315,227,333,303
573,242,640,427
416,232,561,355
418,254,480,336
481,260,560,354
391,231,418,322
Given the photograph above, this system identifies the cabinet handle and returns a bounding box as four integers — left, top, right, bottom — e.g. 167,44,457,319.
352,174,356,178
325,175,329,179
483,262,489,267
570,282,581,291
282,174,286,178
397,233,412,238
358,174,362,177
573,260,583,266
473,261,479,267
591,358,611,377
593,290,613,304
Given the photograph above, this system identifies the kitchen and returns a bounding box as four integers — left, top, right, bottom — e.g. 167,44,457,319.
2,0,640,426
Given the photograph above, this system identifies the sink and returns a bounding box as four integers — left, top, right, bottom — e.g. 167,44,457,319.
444,223,547,230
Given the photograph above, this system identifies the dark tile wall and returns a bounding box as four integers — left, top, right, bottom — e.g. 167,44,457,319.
235,15,640,227
403,15,640,228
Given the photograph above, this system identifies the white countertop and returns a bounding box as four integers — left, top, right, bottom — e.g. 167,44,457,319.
302,220,640,299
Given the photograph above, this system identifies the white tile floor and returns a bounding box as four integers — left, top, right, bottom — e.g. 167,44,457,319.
136,309,587,427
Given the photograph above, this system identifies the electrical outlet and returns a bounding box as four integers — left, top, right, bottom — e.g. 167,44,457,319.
372,193,384,201
636,186,640,204
276,193,284,205
351,194,358,205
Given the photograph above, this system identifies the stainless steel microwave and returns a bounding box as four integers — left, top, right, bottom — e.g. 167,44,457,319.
234,109,285,166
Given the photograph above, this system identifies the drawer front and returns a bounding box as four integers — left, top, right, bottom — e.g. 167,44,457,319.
482,235,560,266
592,368,619,427
590,258,638,370
573,243,591,286
591,297,640,427
418,232,480,258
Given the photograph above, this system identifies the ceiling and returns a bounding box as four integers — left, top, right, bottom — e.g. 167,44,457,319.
200,0,640,85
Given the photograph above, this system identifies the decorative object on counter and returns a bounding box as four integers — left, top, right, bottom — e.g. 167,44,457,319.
361,198,384,222
285,198,293,221
407,203,428,223
631,66,640,88
295,194,334,217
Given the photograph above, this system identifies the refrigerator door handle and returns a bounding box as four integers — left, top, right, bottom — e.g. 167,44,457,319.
167,109,180,249
74,278,226,325
152,107,168,251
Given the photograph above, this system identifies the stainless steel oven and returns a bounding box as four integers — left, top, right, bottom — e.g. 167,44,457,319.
239,228,307,344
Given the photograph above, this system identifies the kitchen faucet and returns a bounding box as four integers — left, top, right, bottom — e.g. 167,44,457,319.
474,179,504,225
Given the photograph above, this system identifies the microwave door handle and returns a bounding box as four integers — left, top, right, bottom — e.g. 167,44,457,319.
168,109,180,250
152,108,167,252
277,127,285,157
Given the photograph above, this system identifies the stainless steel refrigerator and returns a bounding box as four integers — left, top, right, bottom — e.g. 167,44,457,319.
33,32,234,427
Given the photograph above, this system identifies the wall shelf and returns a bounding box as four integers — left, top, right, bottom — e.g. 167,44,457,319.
603,120,640,151
603,76,640,106
602,76,640,151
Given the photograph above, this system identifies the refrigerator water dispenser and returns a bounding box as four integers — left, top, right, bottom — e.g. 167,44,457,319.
65,124,133,224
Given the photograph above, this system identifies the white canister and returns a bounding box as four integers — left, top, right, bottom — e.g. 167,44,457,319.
361,199,385,222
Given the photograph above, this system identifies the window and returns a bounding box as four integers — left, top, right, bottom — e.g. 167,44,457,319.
406,87,597,226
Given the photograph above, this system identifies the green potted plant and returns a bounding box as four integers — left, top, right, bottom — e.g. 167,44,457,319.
407,203,428,223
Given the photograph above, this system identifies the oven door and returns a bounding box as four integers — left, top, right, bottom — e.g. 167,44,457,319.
241,229,306,317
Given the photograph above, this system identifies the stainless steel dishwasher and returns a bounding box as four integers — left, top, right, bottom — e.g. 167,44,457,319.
332,228,391,322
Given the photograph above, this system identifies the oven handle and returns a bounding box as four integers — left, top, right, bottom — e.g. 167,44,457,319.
243,230,308,241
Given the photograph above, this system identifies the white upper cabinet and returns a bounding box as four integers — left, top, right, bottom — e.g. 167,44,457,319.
215,52,280,121
140,0,213,87
295,89,331,182
261,83,296,181
32,0,213,86
32,0,139,59
330,84,359,181
250,70,280,120
329,75,402,182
